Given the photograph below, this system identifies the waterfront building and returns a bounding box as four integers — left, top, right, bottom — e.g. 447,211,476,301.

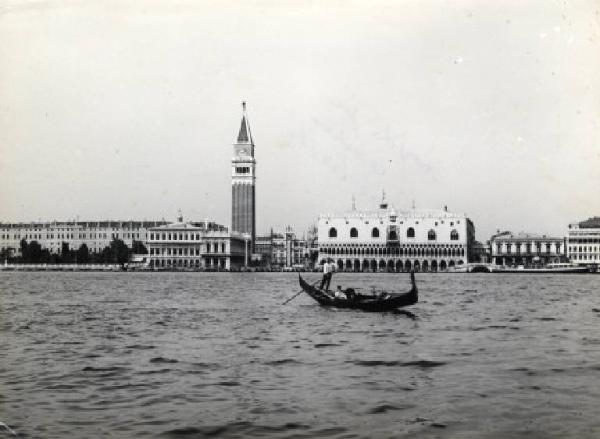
566,216,600,267
254,227,315,269
231,102,256,249
317,201,475,272
0,220,166,258
254,233,274,266
490,231,564,266
471,240,491,263
145,217,246,270
280,226,308,268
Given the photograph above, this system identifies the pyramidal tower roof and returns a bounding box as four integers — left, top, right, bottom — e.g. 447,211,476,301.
236,101,253,144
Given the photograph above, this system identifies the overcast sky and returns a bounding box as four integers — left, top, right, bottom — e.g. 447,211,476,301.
1,0,599,240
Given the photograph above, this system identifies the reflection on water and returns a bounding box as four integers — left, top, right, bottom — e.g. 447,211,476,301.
1,272,600,438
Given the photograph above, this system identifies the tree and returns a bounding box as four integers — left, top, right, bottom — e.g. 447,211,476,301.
131,240,147,254
109,238,130,264
20,239,29,263
61,242,72,263
28,241,43,263
77,243,90,264
40,249,52,263
0,248,12,263
100,246,112,263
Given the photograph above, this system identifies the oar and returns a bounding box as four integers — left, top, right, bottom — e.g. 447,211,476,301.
282,280,320,305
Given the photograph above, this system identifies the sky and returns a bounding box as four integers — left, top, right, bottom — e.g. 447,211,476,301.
0,0,599,240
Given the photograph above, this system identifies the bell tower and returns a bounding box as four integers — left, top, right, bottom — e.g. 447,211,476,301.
231,102,256,249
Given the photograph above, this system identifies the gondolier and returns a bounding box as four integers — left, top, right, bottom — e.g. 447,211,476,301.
320,258,335,291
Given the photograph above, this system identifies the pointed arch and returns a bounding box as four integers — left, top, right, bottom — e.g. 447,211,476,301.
396,260,403,272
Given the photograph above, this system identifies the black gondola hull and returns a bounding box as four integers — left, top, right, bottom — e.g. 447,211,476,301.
298,273,418,312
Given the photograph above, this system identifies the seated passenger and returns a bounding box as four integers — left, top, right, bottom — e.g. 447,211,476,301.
334,285,347,300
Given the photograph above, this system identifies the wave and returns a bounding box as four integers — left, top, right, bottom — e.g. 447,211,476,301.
82,366,127,372
161,421,313,437
351,359,447,368
125,344,156,350
137,368,172,375
150,357,178,364
264,358,302,366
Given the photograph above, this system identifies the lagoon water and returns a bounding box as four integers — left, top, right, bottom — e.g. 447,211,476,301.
1,272,599,438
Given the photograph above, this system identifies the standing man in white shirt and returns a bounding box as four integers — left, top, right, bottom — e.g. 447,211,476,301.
320,258,335,291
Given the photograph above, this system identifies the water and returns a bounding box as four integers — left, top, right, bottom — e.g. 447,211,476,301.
1,272,599,438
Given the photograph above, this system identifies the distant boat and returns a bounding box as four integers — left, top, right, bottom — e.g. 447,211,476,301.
298,272,418,312
494,263,589,274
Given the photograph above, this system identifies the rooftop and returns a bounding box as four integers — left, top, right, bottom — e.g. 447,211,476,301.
320,205,466,220
149,220,227,232
491,231,561,241
579,216,600,229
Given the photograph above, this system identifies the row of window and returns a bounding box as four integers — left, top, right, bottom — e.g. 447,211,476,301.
150,258,226,268
568,238,600,244
150,247,202,256
0,227,146,232
321,246,465,257
149,232,202,241
569,246,599,253
235,167,251,174
496,243,561,254
328,227,460,241
325,219,461,226
150,243,227,255
572,254,599,260
0,233,140,241
320,243,464,249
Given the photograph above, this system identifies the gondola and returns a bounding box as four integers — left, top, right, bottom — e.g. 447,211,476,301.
298,271,418,312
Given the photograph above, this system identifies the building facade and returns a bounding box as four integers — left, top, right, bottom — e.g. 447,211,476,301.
146,219,247,270
0,220,166,258
317,203,474,272
566,217,600,266
490,231,564,266
254,227,315,270
471,241,491,263
231,102,256,249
